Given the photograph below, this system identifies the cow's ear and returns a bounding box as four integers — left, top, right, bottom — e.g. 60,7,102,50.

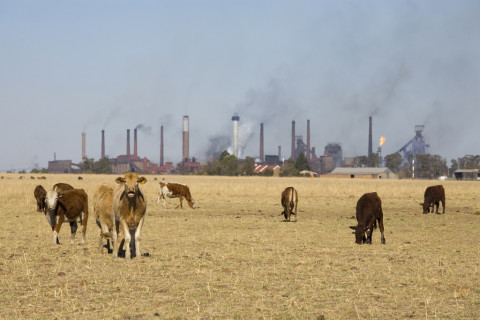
349,226,356,230
115,177,126,184
138,177,147,184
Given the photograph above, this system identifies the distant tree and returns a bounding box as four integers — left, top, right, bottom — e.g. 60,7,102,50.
280,158,300,176
430,155,448,178
353,156,369,167
241,157,255,176
416,154,431,179
450,159,459,177
458,155,480,169
259,168,274,176
80,157,111,174
295,153,310,171
384,153,403,173
30,168,48,174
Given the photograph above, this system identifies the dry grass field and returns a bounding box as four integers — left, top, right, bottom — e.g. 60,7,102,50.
1,173,479,319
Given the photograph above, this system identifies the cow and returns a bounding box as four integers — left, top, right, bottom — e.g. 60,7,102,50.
421,185,445,214
157,181,196,209
93,184,123,254
45,188,89,245
34,185,47,212
281,186,298,222
112,173,147,259
44,183,75,241
349,192,386,245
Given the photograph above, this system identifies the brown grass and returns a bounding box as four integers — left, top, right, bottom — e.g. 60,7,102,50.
1,174,479,319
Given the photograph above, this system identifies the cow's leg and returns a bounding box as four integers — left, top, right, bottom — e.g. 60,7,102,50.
53,215,65,245
69,220,78,244
161,195,167,209
112,210,118,258
378,217,386,244
134,216,145,257
175,196,183,209
435,201,440,214
80,210,88,244
441,199,445,214
120,219,131,259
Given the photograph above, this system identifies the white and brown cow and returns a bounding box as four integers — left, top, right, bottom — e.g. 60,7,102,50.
112,172,147,259
157,181,196,209
281,186,298,222
45,188,89,245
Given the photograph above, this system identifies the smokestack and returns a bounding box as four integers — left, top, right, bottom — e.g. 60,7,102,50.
81,132,86,162
232,113,240,158
291,121,295,160
101,130,105,159
183,116,189,161
134,128,138,157
278,145,281,159
260,123,264,162
307,119,311,161
368,116,373,166
126,129,130,156
160,125,164,166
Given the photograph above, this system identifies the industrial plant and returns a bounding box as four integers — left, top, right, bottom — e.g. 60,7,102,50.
47,113,430,176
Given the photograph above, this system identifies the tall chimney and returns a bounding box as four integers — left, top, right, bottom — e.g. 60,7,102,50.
126,129,130,156
183,116,189,161
307,119,311,161
232,114,240,158
291,121,295,160
81,132,86,162
278,145,281,159
134,128,138,157
101,130,105,159
160,125,164,166
368,116,373,166
260,123,264,162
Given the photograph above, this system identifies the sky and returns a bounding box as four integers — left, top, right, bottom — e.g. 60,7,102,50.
1,0,479,172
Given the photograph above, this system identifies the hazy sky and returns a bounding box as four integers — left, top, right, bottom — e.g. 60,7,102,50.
1,0,479,172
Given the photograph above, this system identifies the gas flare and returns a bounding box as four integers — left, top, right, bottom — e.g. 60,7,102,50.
379,136,386,147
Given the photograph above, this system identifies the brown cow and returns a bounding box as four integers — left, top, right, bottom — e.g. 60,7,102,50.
281,186,298,222
45,189,89,245
157,181,196,209
349,192,385,244
93,184,123,253
421,185,445,214
112,173,147,259
44,183,75,241
34,185,47,212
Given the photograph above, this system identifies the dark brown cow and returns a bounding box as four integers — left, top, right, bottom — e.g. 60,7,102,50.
157,181,196,209
34,185,47,212
44,183,76,241
46,189,89,245
281,187,298,222
421,185,445,214
349,192,385,244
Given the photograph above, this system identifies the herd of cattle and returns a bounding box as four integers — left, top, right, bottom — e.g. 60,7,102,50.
33,172,447,258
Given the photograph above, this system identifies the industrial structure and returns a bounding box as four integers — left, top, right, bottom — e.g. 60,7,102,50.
396,125,429,162
232,113,240,158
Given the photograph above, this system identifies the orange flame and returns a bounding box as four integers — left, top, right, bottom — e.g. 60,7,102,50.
379,136,386,147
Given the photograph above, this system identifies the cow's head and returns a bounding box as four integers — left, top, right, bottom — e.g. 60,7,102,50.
45,188,59,229
349,225,368,244
116,173,147,203
187,198,196,209
420,202,430,213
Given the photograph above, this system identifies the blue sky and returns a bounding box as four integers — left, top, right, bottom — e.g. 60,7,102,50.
1,1,479,171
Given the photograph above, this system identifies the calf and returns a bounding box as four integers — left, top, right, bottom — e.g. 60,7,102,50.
349,192,385,244
44,183,75,241
34,185,47,212
421,185,445,214
93,184,123,253
281,187,298,222
45,189,89,245
112,173,147,259
157,181,196,209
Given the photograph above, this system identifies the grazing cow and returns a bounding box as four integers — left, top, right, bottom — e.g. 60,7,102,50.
45,189,89,245
157,181,196,209
112,173,147,259
421,185,445,214
349,192,386,244
78,176,83,181
281,187,298,222
94,184,123,253
34,185,47,212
